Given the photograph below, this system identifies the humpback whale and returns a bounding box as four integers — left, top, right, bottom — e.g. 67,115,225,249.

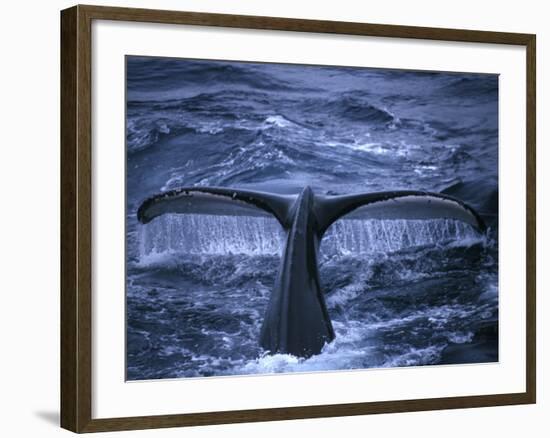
137,186,486,358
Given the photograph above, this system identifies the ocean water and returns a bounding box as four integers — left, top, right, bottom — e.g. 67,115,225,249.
126,56,499,380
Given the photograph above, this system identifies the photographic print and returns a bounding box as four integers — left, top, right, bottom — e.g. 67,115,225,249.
126,56,498,381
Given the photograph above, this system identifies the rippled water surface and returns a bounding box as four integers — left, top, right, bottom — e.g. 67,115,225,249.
126,57,498,380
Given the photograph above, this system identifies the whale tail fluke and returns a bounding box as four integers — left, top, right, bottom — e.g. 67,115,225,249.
137,186,297,227
137,186,486,358
314,190,486,237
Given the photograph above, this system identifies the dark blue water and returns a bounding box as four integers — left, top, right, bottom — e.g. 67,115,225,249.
126,56,498,380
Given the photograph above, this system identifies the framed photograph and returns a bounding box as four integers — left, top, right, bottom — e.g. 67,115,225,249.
60,4,536,433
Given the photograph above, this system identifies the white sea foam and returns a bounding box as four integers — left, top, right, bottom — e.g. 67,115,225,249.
264,114,294,128
445,331,474,344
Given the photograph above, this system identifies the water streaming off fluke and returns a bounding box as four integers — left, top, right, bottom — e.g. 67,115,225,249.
139,214,480,259
139,214,284,257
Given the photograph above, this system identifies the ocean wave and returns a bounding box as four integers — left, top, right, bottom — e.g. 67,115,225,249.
298,94,396,126
438,75,498,99
127,57,306,101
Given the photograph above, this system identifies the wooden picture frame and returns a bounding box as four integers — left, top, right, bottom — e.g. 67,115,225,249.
61,4,536,433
